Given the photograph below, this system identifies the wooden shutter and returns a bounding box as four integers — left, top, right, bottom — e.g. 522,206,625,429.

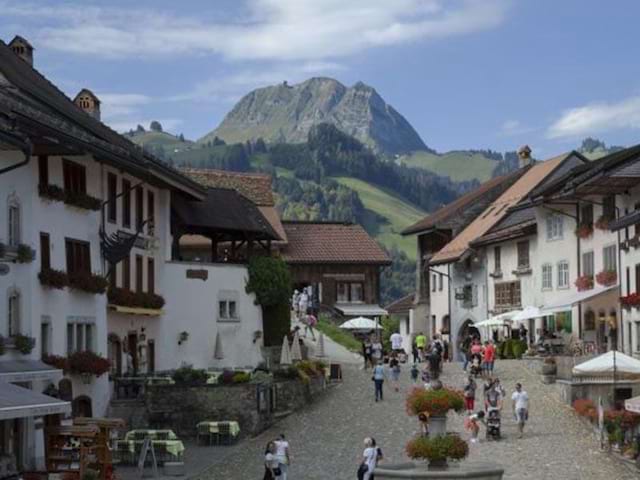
147,258,155,294
136,255,143,292
107,172,117,222
136,187,144,231
122,256,131,290
40,233,50,270
38,155,49,186
122,179,131,228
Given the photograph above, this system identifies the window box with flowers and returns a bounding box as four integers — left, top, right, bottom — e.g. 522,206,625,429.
620,293,640,309
595,215,614,231
38,183,66,202
595,270,617,287
575,223,594,239
574,275,594,291
68,272,108,295
107,287,165,310
0,243,35,263
38,183,101,211
43,351,110,379
39,269,69,290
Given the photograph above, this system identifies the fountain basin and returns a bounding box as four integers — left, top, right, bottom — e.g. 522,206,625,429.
373,461,504,479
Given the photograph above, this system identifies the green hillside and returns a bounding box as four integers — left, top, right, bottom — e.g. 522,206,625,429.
398,150,497,182
333,177,424,260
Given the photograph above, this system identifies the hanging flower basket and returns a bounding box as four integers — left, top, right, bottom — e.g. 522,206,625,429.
574,275,594,291
575,223,594,239
595,270,617,287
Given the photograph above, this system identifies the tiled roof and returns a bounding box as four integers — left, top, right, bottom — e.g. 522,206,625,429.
181,168,274,206
430,153,572,265
281,221,391,265
385,293,415,314
402,169,524,236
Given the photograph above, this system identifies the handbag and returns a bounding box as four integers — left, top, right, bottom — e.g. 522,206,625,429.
273,467,282,476
357,462,368,480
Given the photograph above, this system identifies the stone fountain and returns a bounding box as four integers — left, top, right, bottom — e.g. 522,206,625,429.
373,381,504,480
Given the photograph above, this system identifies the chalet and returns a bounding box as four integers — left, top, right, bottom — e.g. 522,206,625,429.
0,36,274,471
281,221,391,318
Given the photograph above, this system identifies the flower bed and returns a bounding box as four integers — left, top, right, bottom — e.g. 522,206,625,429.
620,293,640,309
595,270,617,287
406,387,464,417
405,434,468,462
575,275,594,291
107,287,165,309
575,223,594,239
68,272,108,294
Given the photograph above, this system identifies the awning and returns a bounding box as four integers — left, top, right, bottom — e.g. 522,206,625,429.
0,382,70,420
512,306,543,322
625,395,640,414
335,304,388,317
573,350,640,378
0,360,63,382
339,317,383,330
108,304,163,316
540,286,618,315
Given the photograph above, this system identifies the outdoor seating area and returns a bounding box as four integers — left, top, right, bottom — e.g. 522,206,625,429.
114,429,185,465
196,421,241,446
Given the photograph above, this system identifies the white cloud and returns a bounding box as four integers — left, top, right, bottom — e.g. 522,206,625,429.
548,95,640,139
2,0,509,61
97,93,152,119
499,119,533,136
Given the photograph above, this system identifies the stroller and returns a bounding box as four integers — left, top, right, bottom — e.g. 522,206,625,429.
470,353,482,377
485,407,501,440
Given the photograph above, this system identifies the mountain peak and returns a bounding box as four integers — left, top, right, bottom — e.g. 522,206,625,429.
201,77,428,154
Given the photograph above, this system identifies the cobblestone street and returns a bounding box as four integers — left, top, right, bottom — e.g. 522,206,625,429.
197,356,637,480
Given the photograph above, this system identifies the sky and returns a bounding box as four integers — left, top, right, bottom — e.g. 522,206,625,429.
2,0,640,156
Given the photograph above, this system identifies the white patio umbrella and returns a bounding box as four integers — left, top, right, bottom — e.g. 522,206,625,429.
316,333,326,357
213,332,224,360
279,335,292,365
625,395,640,414
474,317,513,328
339,317,382,330
512,306,542,323
573,350,640,378
290,330,303,361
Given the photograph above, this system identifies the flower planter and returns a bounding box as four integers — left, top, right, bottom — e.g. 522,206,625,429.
575,275,594,291
575,223,594,239
596,270,617,287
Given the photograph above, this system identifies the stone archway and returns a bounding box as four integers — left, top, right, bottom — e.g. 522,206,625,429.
455,319,480,359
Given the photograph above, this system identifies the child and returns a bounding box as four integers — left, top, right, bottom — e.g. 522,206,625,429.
389,354,401,392
421,366,432,390
463,375,477,414
410,363,419,383
464,411,485,443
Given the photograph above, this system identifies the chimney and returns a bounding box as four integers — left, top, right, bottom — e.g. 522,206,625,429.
73,89,101,121
517,145,532,168
8,35,34,66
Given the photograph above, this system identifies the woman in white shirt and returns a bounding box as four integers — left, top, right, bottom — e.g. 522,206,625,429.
359,437,377,480
274,434,290,480
263,441,279,480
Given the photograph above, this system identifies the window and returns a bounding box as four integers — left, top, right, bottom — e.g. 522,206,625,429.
517,241,530,269
219,300,238,320
122,179,131,228
7,200,20,246
494,281,521,309
147,258,155,294
41,317,51,357
584,310,596,331
542,264,553,290
431,274,437,292
581,204,593,225
8,289,20,337
582,251,594,278
546,214,564,241
136,187,144,232
337,282,364,302
635,264,640,294
63,159,87,194
107,173,117,223
122,256,131,290
38,155,49,186
494,246,501,272
626,267,631,296
557,261,569,288
438,274,443,291
461,284,477,308
147,190,155,235
603,245,617,273
66,320,95,353
136,255,143,292
65,239,90,275
40,232,51,270
603,195,616,220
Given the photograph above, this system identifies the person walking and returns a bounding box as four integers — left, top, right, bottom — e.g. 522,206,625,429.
483,341,496,376
372,361,386,402
263,441,280,480
389,354,401,392
411,342,420,364
274,434,290,480
303,312,317,340
371,337,384,365
464,411,485,443
390,330,403,353
461,334,472,371
357,438,378,480
511,382,529,438
415,332,427,361
463,375,477,414
410,363,419,383
298,290,309,319
362,338,373,370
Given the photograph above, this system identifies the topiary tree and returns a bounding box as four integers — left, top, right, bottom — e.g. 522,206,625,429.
246,256,292,346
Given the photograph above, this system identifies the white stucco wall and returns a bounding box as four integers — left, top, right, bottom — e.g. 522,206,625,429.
0,152,109,416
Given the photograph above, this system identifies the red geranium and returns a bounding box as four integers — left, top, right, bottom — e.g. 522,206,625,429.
575,275,594,291
595,270,617,287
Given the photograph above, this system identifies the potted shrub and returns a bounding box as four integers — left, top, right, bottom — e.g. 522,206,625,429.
405,434,468,469
13,334,36,354
596,270,617,287
171,365,208,385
